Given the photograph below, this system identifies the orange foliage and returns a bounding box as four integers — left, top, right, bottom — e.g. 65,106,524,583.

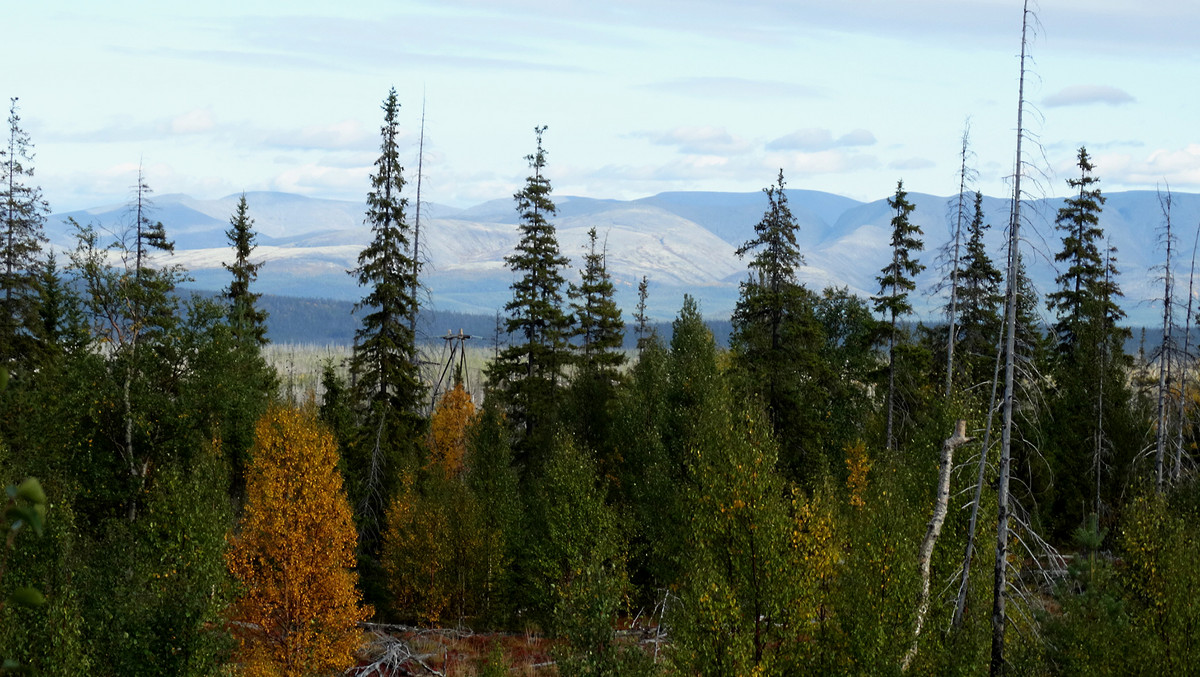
428,383,476,475
844,439,871,508
226,406,371,677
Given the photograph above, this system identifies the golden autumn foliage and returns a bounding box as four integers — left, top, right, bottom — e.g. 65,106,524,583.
226,406,371,677
844,439,870,508
427,382,476,476
790,486,840,624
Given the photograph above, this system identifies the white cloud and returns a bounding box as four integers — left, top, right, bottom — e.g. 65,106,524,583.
635,126,751,156
1093,145,1200,190
271,163,372,197
765,149,880,176
766,128,876,152
169,109,216,135
262,120,375,151
1043,85,1135,108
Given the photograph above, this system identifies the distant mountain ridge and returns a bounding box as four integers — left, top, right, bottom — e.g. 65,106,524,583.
49,188,1200,327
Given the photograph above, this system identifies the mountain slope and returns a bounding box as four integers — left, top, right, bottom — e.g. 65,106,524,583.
47,188,1200,325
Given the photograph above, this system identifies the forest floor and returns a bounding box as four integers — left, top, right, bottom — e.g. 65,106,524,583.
350,618,667,676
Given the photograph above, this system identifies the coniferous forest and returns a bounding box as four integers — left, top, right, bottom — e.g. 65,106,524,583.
6,15,1200,677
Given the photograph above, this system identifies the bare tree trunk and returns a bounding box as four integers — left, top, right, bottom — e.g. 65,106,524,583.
410,95,426,342
902,420,973,672
951,318,1005,630
124,364,137,521
992,3,1032,672
1156,189,1174,492
1175,223,1200,483
946,122,972,398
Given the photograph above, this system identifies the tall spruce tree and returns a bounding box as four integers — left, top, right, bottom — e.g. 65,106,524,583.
569,227,624,378
0,98,49,366
349,87,424,530
223,194,268,346
566,227,625,457
730,169,824,480
950,192,1003,388
873,180,925,451
1043,147,1131,532
487,126,572,469
1046,147,1119,352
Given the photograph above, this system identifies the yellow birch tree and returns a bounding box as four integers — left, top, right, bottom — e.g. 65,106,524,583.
226,406,370,677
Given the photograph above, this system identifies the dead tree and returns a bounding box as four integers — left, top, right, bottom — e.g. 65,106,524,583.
1156,188,1175,492
992,2,1033,672
410,95,427,342
944,121,975,397
902,420,973,672
1174,222,1200,483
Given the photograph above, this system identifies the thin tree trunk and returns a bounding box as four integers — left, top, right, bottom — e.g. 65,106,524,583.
1175,223,1200,483
1156,190,1174,492
410,95,426,342
946,122,971,397
951,317,1006,630
992,3,1031,672
902,420,973,671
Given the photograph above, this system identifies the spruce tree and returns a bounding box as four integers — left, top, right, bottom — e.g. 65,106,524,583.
730,169,824,480
951,192,1003,387
566,227,625,457
222,194,268,346
348,87,424,529
33,252,88,360
486,126,572,469
1043,148,1132,532
128,165,174,280
569,227,624,378
873,180,925,451
634,275,651,352
1046,147,1119,353
0,98,49,366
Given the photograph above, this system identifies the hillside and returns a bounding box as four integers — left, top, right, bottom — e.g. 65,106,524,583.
51,188,1200,327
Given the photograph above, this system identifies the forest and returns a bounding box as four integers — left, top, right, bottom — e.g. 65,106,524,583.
5,13,1200,677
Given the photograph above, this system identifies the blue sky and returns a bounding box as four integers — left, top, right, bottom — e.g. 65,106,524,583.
9,0,1200,212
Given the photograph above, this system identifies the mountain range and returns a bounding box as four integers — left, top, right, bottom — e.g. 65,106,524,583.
48,187,1200,328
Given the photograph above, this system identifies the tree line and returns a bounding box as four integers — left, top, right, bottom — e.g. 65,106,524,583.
1,69,1199,676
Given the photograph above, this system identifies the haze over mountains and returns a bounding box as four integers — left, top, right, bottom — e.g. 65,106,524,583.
49,188,1200,328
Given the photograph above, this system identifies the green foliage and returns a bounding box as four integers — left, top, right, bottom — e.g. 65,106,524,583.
873,180,925,325
1047,147,1122,352
0,484,91,675
566,227,625,462
383,466,483,625
611,336,680,597
668,400,797,675
222,194,268,347
349,87,425,535
873,180,925,452
80,449,234,676
731,171,840,484
463,398,521,626
487,126,573,470
33,252,89,364
0,98,49,371
522,434,626,658
949,192,1003,389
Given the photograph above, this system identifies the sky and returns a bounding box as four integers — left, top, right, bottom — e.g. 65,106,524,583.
7,0,1200,214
